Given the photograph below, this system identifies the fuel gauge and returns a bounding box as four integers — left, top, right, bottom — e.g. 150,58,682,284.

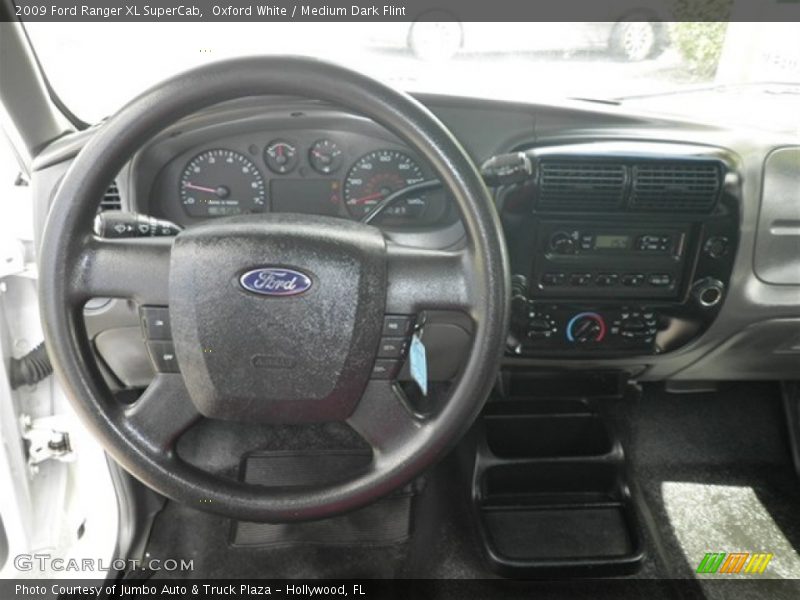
309,139,343,174
264,140,298,174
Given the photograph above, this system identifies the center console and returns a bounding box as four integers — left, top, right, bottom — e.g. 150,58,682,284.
501,142,740,358
472,140,741,577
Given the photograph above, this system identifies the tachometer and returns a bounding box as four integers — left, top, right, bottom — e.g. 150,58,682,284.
343,150,427,220
180,149,266,217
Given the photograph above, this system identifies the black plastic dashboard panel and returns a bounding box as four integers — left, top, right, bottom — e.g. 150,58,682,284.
755,146,800,285
500,141,741,359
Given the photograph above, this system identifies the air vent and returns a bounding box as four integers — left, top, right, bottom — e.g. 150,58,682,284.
99,182,122,212
537,161,626,211
630,162,721,213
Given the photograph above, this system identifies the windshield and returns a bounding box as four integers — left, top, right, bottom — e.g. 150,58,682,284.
24,22,800,131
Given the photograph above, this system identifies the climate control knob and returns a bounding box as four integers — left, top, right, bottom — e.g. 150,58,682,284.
566,312,607,343
527,311,557,340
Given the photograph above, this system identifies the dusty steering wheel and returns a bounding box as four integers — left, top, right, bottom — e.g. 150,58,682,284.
39,57,509,522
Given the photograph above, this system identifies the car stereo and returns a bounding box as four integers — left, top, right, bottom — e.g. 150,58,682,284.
531,221,694,300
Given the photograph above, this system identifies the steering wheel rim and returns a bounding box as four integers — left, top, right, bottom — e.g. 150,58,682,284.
39,56,509,522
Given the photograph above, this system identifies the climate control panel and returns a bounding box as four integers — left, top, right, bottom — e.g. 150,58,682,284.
510,300,663,356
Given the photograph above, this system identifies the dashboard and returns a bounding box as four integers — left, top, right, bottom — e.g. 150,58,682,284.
30,94,800,385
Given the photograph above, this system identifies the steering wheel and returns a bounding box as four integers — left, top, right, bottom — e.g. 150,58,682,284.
39,57,509,522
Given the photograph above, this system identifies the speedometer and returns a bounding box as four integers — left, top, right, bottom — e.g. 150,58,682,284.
343,150,427,220
180,149,266,218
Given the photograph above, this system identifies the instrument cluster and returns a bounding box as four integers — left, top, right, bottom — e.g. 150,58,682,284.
147,126,454,229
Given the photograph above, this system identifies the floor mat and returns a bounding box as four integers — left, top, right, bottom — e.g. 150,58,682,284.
146,501,411,579
147,422,411,579
625,382,800,596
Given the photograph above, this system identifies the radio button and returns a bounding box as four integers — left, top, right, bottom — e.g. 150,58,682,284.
637,234,671,252
595,273,619,287
542,272,567,286
570,273,593,286
621,273,645,287
647,273,673,287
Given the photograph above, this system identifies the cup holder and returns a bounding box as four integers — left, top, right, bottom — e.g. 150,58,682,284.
473,403,643,576
484,414,613,459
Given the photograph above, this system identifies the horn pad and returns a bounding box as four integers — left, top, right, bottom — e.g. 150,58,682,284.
169,214,386,423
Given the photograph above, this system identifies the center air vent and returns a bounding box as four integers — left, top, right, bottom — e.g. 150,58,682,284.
537,161,626,211
630,162,721,213
99,182,122,212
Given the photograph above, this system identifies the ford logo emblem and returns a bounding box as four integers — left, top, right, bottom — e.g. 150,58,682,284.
239,268,313,297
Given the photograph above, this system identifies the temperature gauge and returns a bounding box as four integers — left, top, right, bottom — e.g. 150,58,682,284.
264,140,298,174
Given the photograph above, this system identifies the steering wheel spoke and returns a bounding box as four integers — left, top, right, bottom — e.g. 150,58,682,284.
121,373,200,455
385,243,476,314
71,236,172,305
346,380,425,460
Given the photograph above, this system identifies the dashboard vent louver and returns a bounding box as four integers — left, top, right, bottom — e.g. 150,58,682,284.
537,161,626,211
99,182,122,212
630,162,721,213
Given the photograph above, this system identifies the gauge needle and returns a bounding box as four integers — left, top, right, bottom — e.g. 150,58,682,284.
350,192,385,205
183,182,218,194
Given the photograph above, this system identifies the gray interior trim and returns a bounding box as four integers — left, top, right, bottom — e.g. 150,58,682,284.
754,146,800,285
0,22,70,157
0,514,8,571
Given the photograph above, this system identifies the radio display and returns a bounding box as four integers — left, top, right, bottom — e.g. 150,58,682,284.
595,234,631,250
